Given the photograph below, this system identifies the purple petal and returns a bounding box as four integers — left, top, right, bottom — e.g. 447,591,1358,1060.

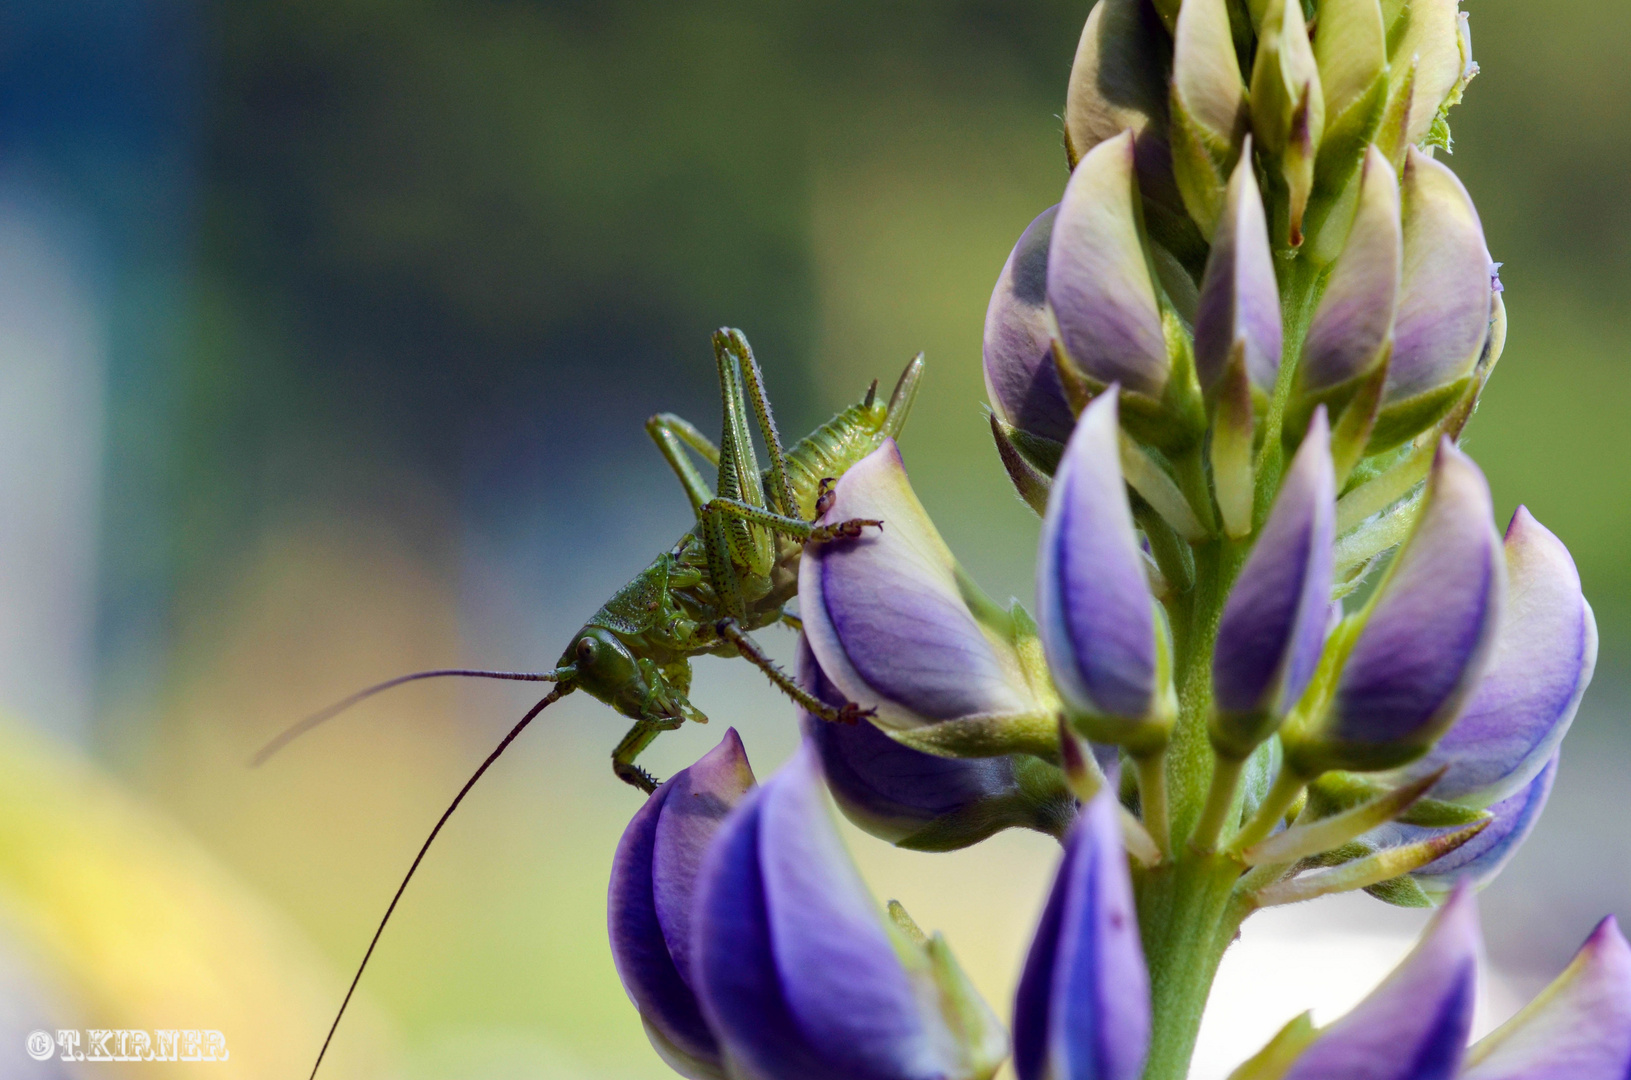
1461,916,1631,1080
1214,408,1336,727
1013,788,1149,1080
1409,508,1596,805
801,440,1036,729
1407,753,1558,898
694,747,962,1080
691,789,833,1080
796,638,1041,848
1299,146,1401,395
652,730,757,987
1386,150,1493,403
1281,884,1479,1080
985,206,1076,445
1037,392,1160,723
1195,142,1282,394
1048,132,1170,399
610,733,756,1075
1307,441,1503,768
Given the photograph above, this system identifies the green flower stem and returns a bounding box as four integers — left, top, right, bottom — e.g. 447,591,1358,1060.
1135,750,1173,857
1230,768,1307,855
1135,852,1249,1080
1190,752,1245,853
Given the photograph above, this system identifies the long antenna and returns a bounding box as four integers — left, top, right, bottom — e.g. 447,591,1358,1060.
306,683,572,1080
251,669,562,766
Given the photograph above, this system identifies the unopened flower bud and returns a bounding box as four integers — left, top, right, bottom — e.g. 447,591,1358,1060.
1274,884,1479,1078
608,730,756,1079
1461,916,1631,1079
801,440,1057,758
1169,0,1248,234
1037,392,1176,753
797,639,1074,852
693,746,1007,1080
1250,0,1325,244
1371,148,1494,448
1013,788,1150,1080
1212,409,1335,759
1402,507,1596,808
1384,0,1469,148
1049,132,1172,402
985,206,1076,447
1291,145,1401,423
1283,441,1503,776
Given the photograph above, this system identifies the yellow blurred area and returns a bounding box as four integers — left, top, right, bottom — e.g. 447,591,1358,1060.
0,710,393,1077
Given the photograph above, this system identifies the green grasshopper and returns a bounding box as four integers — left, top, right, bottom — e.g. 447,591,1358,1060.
565,327,921,790
257,327,921,789
280,328,924,1080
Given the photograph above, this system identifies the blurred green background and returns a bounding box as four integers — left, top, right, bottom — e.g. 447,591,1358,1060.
0,0,1626,1076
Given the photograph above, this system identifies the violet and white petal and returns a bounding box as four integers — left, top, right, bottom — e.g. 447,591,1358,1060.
610,732,755,1077
1013,788,1149,1080
1410,508,1596,805
1461,916,1631,1080
1299,145,1402,395
1195,141,1282,394
1386,150,1493,404
1213,409,1336,739
652,729,757,986
1048,132,1170,399
1037,391,1161,725
801,440,1036,730
985,206,1076,445
1280,884,1479,1080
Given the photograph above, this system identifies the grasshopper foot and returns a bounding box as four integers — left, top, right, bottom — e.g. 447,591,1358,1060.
808,517,883,543
814,477,838,518
832,701,874,726
614,760,660,794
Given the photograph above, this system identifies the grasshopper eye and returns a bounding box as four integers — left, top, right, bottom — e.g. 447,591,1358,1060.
576,636,597,664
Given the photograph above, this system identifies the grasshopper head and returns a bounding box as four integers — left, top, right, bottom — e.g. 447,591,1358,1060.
561,626,679,723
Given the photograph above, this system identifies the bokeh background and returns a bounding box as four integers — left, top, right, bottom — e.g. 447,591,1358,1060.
0,0,1626,1076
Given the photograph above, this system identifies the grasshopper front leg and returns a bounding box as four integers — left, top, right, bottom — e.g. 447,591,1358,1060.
611,715,686,793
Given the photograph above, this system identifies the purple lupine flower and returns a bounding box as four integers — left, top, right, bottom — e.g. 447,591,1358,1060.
1212,408,1335,757
1048,131,1171,400
800,440,1048,734
1280,883,1480,1080
692,744,1007,1080
1297,145,1401,396
1194,142,1282,396
608,730,756,1079
1405,507,1596,806
1460,916,1631,1079
1386,149,1495,408
797,638,1075,852
1036,390,1174,750
1012,787,1150,1080
985,206,1076,446
1285,440,1504,775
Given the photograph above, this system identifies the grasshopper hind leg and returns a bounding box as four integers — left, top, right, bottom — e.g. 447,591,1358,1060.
714,618,874,725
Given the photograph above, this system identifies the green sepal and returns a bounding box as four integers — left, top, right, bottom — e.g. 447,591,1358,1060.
989,413,1056,517
1365,874,1435,907
1366,375,1470,453
1308,770,1493,827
